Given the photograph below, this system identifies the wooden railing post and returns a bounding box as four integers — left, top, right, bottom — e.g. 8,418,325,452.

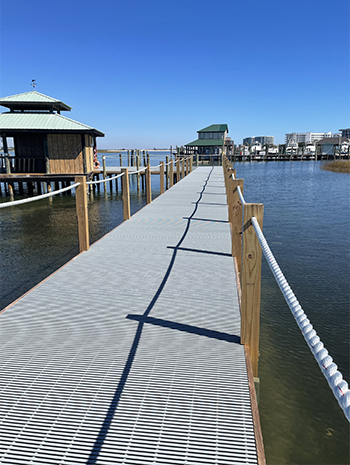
170,160,174,187
165,155,169,189
160,161,165,194
102,155,107,189
146,163,152,204
241,203,264,378
136,152,140,191
121,168,130,220
230,179,244,272
75,176,89,252
176,159,180,183
226,168,236,208
181,157,185,179
190,155,193,172
5,156,11,175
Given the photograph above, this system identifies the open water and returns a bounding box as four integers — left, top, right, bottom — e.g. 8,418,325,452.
0,155,349,464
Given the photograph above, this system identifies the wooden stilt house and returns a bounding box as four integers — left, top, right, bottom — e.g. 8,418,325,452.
185,124,229,156
0,91,104,175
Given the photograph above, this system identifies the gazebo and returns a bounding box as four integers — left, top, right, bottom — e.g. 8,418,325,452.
0,91,104,175
185,124,229,157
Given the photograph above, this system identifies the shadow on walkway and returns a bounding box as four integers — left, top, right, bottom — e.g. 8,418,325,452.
86,167,236,463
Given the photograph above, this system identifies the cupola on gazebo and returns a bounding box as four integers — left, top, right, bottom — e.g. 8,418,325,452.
0,91,104,175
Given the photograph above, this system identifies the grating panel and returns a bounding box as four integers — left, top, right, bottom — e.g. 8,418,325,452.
0,167,258,464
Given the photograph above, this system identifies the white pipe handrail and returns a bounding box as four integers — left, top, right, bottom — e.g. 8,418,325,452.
251,216,350,422
86,173,124,185
0,183,81,209
237,185,246,205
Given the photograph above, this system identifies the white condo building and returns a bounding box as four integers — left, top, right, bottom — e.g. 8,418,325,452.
285,132,339,144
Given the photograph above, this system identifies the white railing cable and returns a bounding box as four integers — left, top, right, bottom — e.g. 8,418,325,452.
237,185,246,205
129,168,146,175
0,183,80,209
251,216,350,422
86,173,124,185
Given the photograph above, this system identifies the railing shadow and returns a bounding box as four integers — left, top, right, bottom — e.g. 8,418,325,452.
87,166,236,463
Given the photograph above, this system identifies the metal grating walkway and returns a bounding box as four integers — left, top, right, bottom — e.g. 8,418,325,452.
0,167,258,464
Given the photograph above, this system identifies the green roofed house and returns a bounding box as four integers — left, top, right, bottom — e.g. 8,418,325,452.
185,124,233,158
0,91,104,176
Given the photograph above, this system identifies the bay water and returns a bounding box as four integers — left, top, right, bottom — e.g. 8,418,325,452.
0,155,349,464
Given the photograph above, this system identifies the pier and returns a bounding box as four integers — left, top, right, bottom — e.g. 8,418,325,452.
0,165,265,464
1,156,348,464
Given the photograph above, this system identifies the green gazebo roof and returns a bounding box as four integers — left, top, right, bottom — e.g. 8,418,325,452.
185,139,225,147
198,124,228,133
0,112,104,136
0,91,72,111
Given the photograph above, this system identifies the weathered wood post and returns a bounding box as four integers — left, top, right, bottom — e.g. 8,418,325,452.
147,151,150,165
160,161,165,194
241,203,264,378
169,160,174,187
2,135,13,197
2,135,11,174
181,157,185,179
121,168,130,220
5,155,11,174
2,135,13,198
136,152,140,192
119,153,123,166
127,150,130,166
196,153,199,166
190,156,193,172
146,163,152,204
165,155,169,189
75,176,89,252
176,159,180,183
102,155,107,179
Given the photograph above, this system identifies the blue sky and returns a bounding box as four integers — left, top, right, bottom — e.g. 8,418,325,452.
0,0,349,148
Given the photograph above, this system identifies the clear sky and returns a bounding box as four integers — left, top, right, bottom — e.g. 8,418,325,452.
0,0,349,148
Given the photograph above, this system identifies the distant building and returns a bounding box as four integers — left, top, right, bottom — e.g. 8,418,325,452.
317,137,350,155
243,136,274,146
285,132,339,144
185,124,230,155
340,128,350,138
